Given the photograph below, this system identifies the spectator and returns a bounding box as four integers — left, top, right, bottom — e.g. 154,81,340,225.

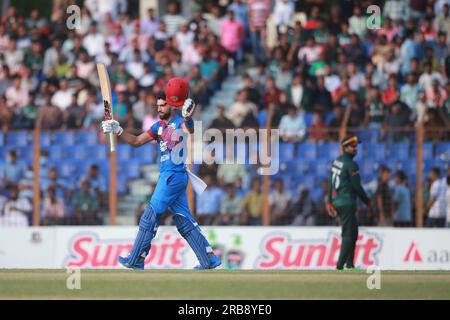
382,74,400,107
400,74,421,113
242,73,262,106
75,51,95,80
312,76,333,115
43,39,62,75
346,62,365,92
279,105,306,142
434,32,449,63
126,49,145,80
273,0,295,38
41,186,66,225
365,86,385,130
426,168,448,227
83,22,105,58
384,100,412,142
206,6,225,38
199,50,220,90
248,0,271,63
286,73,305,110
4,38,23,75
220,9,244,66
195,175,223,225
175,23,194,52
217,148,247,187
308,112,327,142
218,183,243,225
298,35,322,65
79,164,106,203
5,76,29,110
189,7,208,37
400,30,420,77
291,187,315,226
242,179,264,225
186,65,209,106
227,89,258,127
41,167,72,201
348,6,366,39
198,151,219,181
269,178,291,225
0,185,31,226
39,95,63,129
163,2,186,36
264,76,282,108
0,150,25,188
51,80,74,111
132,90,149,126
419,62,445,91
106,24,126,55
24,39,44,77
376,167,393,226
114,92,130,123
208,105,235,133
16,92,38,129
383,0,410,25
63,94,85,129
345,34,366,67
434,4,450,40
365,62,385,89
426,79,447,109
392,171,412,227
73,179,100,225
171,52,190,78
0,24,9,54
141,8,160,38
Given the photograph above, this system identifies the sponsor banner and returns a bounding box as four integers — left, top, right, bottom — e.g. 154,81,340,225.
0,227,449,269
0,228,56,268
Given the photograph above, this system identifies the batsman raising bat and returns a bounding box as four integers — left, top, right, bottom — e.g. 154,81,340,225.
101,77,221,270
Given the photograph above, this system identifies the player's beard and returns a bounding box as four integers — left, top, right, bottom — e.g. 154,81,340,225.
159,109,172,120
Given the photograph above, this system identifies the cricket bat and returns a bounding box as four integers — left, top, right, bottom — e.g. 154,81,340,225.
97,63,115,153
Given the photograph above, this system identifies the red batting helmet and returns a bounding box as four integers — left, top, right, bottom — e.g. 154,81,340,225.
165,77,189,107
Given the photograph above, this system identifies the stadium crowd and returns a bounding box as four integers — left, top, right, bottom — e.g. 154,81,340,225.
0,0,449,227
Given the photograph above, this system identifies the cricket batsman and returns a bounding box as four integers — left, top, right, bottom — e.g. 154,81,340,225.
327,136,371,270
101,77,221,270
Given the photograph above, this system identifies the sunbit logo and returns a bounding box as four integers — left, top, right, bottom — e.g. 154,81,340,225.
255,232,382,269
64,232,188,268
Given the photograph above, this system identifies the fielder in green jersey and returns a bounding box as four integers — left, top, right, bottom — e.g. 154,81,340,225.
327,135,372,270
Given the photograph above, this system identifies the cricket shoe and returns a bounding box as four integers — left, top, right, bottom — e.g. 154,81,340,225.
118,256,145,270
193,254,222,270
345,265,365,271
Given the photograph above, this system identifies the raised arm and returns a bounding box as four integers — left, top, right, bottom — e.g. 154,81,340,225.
101,120,155,147
120,131,155,147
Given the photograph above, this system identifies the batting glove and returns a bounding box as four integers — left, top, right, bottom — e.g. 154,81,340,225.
182,98,196,119
101,120,123,136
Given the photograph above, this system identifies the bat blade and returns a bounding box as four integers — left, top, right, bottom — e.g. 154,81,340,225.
97,63,115,152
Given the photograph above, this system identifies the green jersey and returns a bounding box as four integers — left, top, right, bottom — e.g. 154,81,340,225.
327,152,370,207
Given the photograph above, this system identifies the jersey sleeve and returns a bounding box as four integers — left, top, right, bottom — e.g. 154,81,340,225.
348,162,370,205
146,122,159,140
327,169,333,204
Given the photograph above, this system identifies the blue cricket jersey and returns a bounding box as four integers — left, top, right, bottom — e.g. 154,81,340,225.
146,114,187,173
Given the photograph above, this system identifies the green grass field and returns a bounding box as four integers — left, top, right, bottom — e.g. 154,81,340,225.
1,270,450,300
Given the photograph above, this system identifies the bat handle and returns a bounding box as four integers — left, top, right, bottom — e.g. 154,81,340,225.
109,132,115,152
